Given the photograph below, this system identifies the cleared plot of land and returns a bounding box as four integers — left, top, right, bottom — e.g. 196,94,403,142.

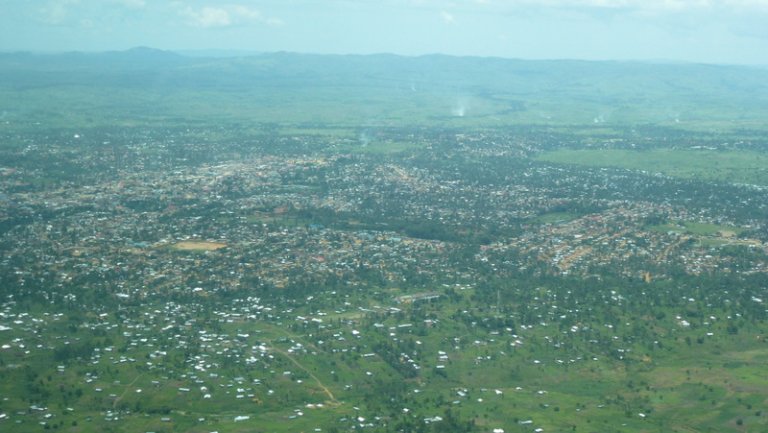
537,148,768,185
172,241,227,251
648,221,744,237
533,211,578,224
648,221,762,250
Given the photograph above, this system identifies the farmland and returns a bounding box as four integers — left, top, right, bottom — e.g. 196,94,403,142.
537,149,768,186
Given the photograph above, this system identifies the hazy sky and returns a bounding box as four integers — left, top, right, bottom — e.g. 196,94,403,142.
2,0,768,64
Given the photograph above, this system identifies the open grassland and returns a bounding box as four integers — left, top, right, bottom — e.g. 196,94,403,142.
6,84,768,133
537,148,768,186
5,50,768,132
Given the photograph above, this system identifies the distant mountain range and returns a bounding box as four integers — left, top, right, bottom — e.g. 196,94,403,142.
2,47,766,90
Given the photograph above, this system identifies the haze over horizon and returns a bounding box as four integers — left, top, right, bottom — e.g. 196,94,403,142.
2,0,768,65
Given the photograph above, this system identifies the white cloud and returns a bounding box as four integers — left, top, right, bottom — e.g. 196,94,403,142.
724,0,768,11
181,4,284,28
265,17,285,26
183,6,231,28
232,5,284,25
112,0,146,8
380,0,768,12
39,0,81,25
539,0,768,11
232,5,262,20
480,0,710,10
440,10,456,23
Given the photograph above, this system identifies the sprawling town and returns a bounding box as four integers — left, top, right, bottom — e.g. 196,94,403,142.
2,121,768,433
3,44,768,433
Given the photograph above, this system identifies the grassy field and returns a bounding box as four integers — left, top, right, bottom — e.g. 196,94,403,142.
533,211,578,224
173,241,228,251
537,148,768,186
